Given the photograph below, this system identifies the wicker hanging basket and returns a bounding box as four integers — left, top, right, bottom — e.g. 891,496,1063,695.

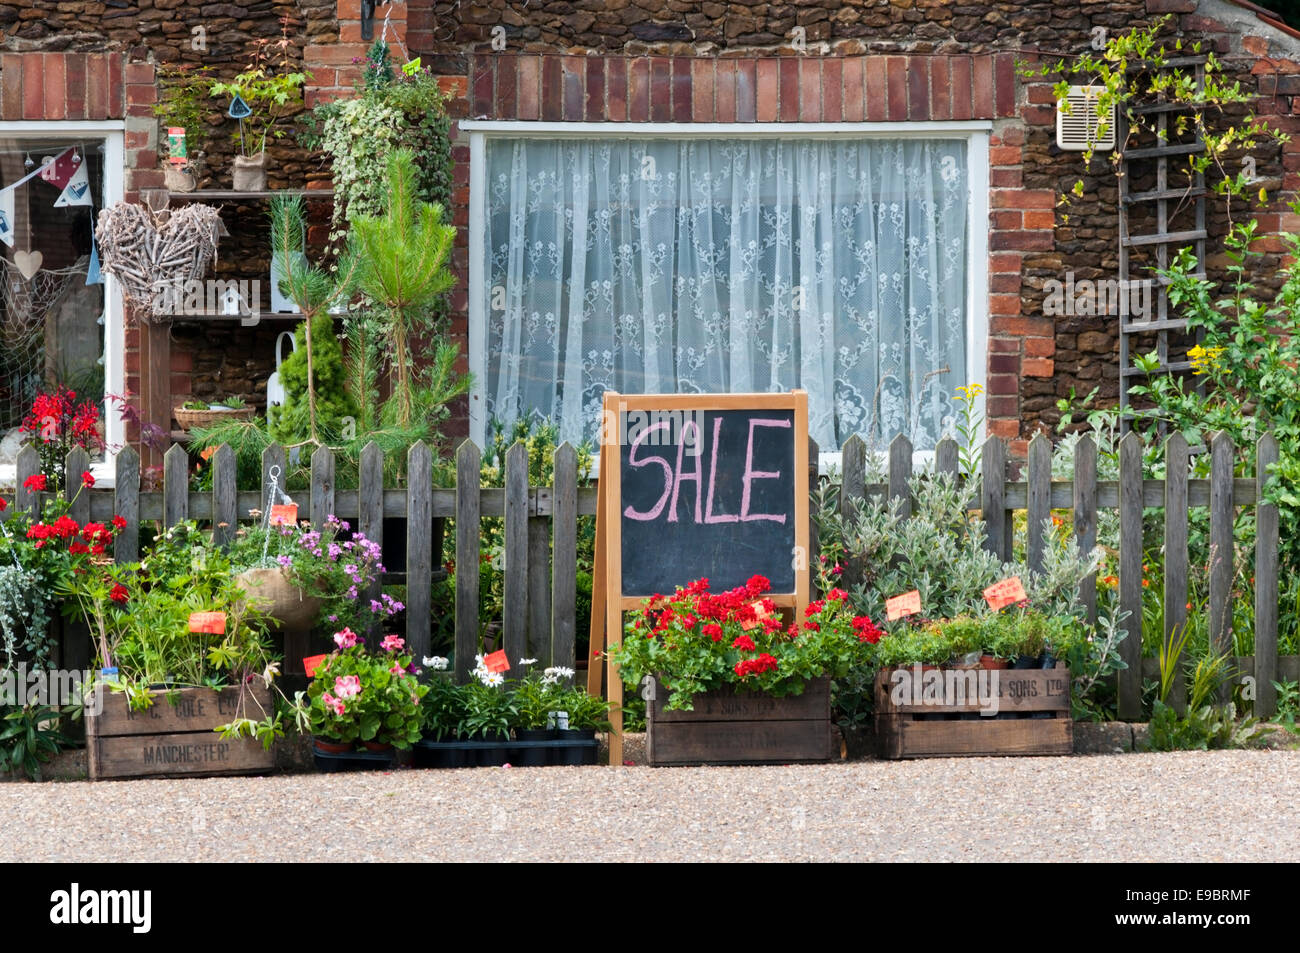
174,406,255,431
235,567,322,629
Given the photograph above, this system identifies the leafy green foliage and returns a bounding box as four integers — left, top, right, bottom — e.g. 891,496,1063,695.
1145,700,1264,751
304,634,428,748
0,705,69,780
268,314,358,446
208,29,307,158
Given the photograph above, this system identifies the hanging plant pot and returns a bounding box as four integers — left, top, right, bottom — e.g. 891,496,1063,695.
233,151,267,191
235,567,321,629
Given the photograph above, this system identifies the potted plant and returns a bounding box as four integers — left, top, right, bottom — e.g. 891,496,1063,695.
209,28,308,191
414,657,471,768
457,655,517,766
551,679,609,766
155,64,212,192
611,575,880,766
304,629,427,769
174,396,255,432
511,663,559,766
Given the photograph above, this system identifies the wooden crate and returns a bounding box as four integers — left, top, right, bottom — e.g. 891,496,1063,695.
647,676,835,767
86,684,276,780
874,664,1073,759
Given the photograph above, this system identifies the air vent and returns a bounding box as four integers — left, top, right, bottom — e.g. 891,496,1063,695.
1056,86,1116,151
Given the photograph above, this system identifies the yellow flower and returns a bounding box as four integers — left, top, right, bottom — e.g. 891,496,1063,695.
955,383,985,400
1187,344,1225,375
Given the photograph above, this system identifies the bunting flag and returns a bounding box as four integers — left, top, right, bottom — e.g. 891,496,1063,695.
37,148,78,190
0,187,13,248
54,161,93,207
85,217,103,285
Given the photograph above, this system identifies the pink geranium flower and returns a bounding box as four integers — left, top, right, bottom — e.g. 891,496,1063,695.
334,675,361,699
380,634,405,652
321,691,346,716
333,627,360,649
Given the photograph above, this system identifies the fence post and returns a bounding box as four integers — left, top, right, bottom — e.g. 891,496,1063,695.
113,445,140,563
980,437,1008,562
1208,431,1235,703
1073,435,1098,628
839,434,866,588
503,441,529,670
1118,431,1144,720
15,445,39,519
406,441,432,663
1026,433,1051,577
935,437,959,478
1164,433,1189,715
888,434,912,520
310,445,335,527
359,442,385,643
551,442,578,673
65,448,90,525
212,444,237,547
455,440,481,683
1255,433,1280,718
163,444,188,527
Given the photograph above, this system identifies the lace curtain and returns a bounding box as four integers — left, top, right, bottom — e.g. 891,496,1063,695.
479,136,969,451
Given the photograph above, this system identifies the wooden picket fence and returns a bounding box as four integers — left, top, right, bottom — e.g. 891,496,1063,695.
6,428,1291,720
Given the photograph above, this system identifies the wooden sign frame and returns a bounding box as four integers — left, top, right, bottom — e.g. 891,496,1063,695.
588,390,811,765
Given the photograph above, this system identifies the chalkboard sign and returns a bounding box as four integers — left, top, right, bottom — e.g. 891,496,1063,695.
591,391,811,765
619,408,798,595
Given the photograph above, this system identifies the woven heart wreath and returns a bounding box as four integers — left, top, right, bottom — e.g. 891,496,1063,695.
95,202,223,317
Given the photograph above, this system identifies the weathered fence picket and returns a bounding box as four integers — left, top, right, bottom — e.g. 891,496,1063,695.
4,429,1292,721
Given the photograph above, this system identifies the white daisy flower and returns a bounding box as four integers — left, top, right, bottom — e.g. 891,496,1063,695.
519,657,537,666
423,656,449,671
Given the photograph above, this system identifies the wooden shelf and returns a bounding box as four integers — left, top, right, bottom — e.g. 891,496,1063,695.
168,189,334,203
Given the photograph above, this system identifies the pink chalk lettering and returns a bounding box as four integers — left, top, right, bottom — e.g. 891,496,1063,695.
623,421,673,521
667,419,703,524
739,417,790,523
703,416,738,524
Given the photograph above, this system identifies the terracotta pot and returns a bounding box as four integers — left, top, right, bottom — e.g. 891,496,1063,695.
314,738,351,754
978,655,1009,670
233,151,267,191
235,567,322,629
362,740,393,752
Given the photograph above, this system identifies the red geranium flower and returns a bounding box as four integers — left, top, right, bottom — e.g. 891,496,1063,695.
52,515,80,539
109,583,129,604
0,497,6,512
111,515,127,530
80,470,95,488
68,541,90,555
703,623,723,642
23,474,46,493
731,634,756,651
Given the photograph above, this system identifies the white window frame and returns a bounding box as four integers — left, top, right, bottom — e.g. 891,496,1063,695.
0,120,126,488
463,120,990,470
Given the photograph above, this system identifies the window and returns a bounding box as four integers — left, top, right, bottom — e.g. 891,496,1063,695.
0,123,125,482
467,123,988,455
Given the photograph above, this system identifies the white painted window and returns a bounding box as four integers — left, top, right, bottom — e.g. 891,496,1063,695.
465,121,989,463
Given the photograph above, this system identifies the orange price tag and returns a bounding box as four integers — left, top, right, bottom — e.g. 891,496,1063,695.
484,649,510,673
302,654,327,677
269,503,298,526
740,600,773,631
188,611,226,634
983,576,1028,611
885,590,922,621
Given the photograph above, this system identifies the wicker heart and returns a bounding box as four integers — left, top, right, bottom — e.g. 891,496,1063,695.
13,249,42,280
95,202,222,316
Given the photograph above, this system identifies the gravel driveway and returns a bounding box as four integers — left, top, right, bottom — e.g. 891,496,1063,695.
6,750,1298,862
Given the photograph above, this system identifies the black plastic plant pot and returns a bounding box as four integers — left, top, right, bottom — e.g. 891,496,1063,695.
413,740,457,769
1039,653,1056,668
312,744,395,773
1011,655,1040,669
558,729,598,765
476,733,512,767
514,729,557,766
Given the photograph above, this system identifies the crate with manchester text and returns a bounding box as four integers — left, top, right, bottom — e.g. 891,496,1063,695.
85,684,276,780
873,664,1073,759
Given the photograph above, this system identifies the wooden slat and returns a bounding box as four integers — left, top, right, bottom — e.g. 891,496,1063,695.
1164,433,1189,715
503,441,529,670
981,437,1008,562
113,445,140,562
211,444,236,547
1255,434,1280,718
551,443,578,674
15,444,39,518
935,437,959,478
527,515,550,664
65,448,91,525
839,433,866,589
405,441,433,663
163,444,189,526
1026,433,1051,576
1208,431,1235,701
309,445,335,527
358,442,384,642
877,717,1073,759
1117,432,1144,720
1073,436,1098,627
888,433,912,519
454,441,481,683
261,443,288,518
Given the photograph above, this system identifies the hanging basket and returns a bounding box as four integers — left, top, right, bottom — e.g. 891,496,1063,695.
235,567,321,629
174,406,255,431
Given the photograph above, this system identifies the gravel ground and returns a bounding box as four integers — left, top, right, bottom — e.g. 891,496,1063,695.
6,749,1300,862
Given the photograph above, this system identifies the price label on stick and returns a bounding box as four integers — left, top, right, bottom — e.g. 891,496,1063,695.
269,503,298,526
983,576,1028,611
188,611,226,634
740,600,773,631
302,654,327,677
885,590,922,621
484,649,510,673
